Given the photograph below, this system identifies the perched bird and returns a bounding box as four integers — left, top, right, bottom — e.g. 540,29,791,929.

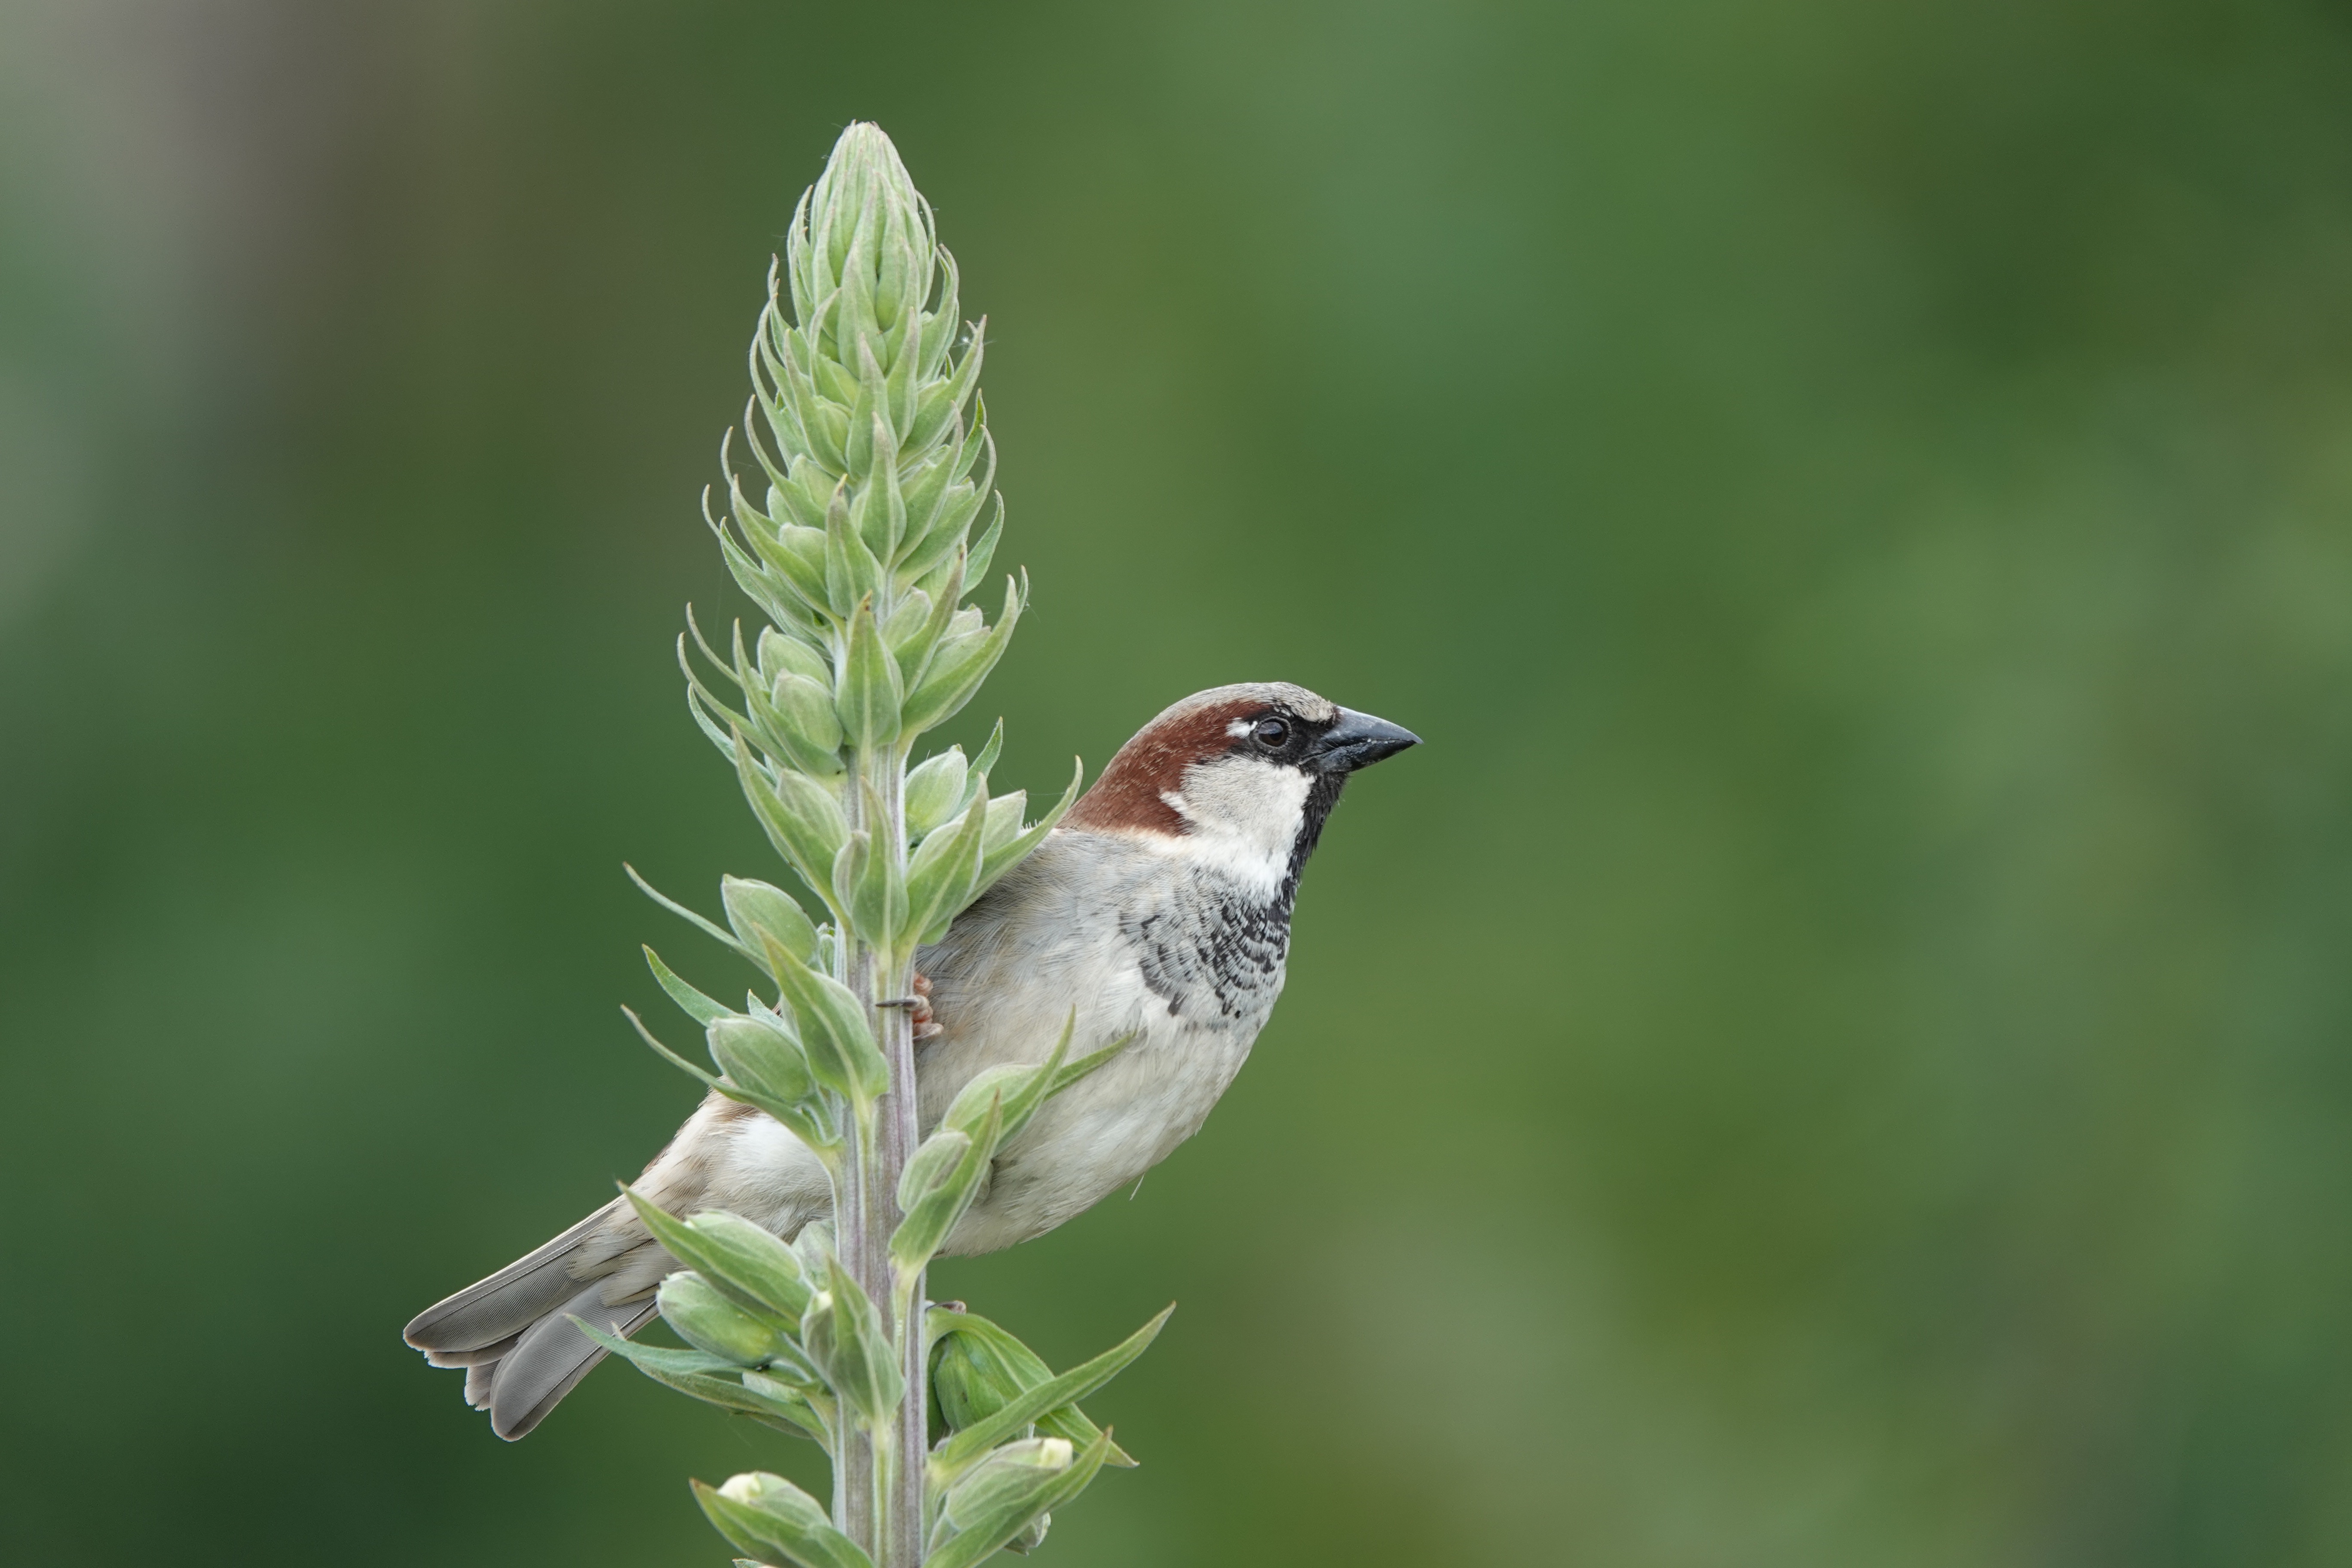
404,682,1417,1438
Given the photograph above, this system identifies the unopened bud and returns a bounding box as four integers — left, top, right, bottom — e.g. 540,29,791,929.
657,1271,796,1367
905,747,970,837
706,1015,814,1111
720,876,816,965
982,791,1027,853
757,625,830,686
897,1128,972,1210
769,669,844,755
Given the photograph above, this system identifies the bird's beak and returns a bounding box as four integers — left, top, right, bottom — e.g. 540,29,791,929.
1316,707,1421,772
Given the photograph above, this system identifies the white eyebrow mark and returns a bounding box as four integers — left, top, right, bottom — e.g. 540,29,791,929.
1225,717,1254,737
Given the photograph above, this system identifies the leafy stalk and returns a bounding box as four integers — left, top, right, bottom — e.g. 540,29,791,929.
600,123,1161,1568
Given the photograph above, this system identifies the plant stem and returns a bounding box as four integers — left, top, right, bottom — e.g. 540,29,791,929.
836,724,925,1567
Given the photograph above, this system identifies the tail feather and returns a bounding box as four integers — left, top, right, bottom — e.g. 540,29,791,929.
422,1332,519,1369
484,1282,662,1439
464,1356,499,1411
403,1199,625,1354
406,1198,673,1439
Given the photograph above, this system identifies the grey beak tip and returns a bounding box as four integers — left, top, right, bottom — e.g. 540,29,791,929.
1324,707,1421,770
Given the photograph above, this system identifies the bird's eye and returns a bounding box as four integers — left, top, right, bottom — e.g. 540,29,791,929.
1253,717,1291,748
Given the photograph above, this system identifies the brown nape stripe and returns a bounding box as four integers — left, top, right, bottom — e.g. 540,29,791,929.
1065,698,1266,836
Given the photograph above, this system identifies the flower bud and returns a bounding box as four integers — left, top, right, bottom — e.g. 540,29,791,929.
757,625,830,686
928,1438,1074,1565
706,1014,814,1111
769,669,844,755
904,747,969,837
695,1471,868,1568
931,1324,1023,1432
981,790,1028,853
897,1128,972,1210
720,875,817,965
881,587,933,655
657,1271,796,1367
801,1259,904,1422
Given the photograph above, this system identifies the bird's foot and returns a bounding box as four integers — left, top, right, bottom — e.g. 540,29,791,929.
912,970,942,1042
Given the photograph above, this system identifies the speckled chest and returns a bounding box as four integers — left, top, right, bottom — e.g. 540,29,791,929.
1122,868,1295,1027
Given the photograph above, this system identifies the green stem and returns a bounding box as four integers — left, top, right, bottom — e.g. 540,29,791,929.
837,727,926,1567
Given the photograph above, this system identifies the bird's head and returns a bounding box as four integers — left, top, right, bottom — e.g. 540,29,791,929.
1065,682,1419,891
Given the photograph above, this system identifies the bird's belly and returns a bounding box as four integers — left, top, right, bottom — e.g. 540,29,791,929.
937,1015,1255,1256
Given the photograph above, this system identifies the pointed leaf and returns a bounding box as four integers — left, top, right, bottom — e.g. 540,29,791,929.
721,876,818,969
646,946,733,1027
695,1474,873,1568
707,1015,816,1119
800,1255,903,1423
761,930,888,1101
622,1188,814,1323
927,1308,1134,1467
901,575,1022,734
658,1271,799,1368
891,1092,1000,1274
732,729,850,899
927,1429,1112,1568
625,864,757,967
971,757,1083,901
932,1308,1173,1475
835,598,903,750
906,778,989,945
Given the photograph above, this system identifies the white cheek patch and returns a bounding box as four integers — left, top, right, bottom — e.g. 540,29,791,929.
1158,754,1311,891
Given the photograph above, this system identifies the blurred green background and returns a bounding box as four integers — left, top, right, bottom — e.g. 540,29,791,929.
5,0,2352,1563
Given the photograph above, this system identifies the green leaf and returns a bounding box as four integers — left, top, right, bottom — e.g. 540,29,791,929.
706,1014,815,1108
895,1128,973,1213
835,599,903,751
971,758,1084,902
732,728,851,900
888,549,964,689
900,574,1022,734
837,790,908,952
575,1319,827,1439
695,1473,873,1568
636,997,835,1153
822,477,880,618
906,312,986,455
800,1255,903,1424
573,1328,739,1380
927,1429,1112,1568
906,778,989,946
658,1271,799,1368
891,1093,999,1275
621,1005,723,1092
960,485,1003,589
965,719,1005,794
937,1011,1132,1152
878,586,933,659
931,1307,1173,1476
848,409,906,562
645,946,733,1027
755,668,846,771
760,931,888,1102
756,623,831,685
621,1189,815,1325
738,1370,833,1444
903,746,969,837
927,1309,1134,1467
625,864,757,966
721,876,818,969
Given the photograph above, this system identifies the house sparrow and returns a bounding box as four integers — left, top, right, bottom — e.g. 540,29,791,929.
404,682,1417,1438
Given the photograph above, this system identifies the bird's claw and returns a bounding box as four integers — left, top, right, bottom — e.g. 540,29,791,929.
912,970,942,1042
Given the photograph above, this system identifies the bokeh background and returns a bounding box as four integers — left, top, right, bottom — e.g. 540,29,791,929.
5,1,2352,1563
